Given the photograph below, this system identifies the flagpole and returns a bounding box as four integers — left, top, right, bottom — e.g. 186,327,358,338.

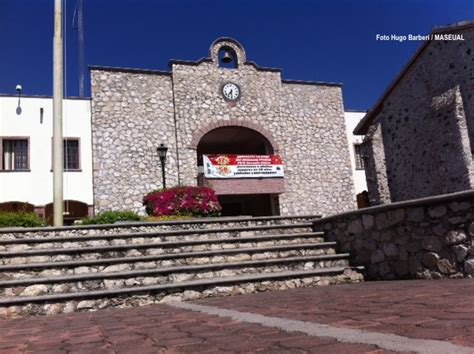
77,0,84,97
53,0,64,226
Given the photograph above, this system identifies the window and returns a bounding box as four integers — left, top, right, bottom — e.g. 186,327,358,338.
1,138,29,171
50,138,81,171
64,139,80,171
354,144,365,170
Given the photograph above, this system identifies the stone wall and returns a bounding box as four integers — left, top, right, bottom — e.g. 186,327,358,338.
90,69,179,214
90,38,356,216
313,190,474,280
362,26,474,204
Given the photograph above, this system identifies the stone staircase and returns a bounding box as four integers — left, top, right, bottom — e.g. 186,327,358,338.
0,215,363,317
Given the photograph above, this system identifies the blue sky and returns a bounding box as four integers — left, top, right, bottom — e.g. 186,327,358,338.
0,0,472,110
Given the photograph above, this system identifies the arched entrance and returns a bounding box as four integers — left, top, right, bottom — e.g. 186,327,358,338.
197,126,283,216
45,200,89,225
197,126,273,160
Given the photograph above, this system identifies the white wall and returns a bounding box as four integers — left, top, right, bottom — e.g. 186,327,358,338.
344,111,368,194
0,95,93,207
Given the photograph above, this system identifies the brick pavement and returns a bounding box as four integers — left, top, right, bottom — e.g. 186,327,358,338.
198,278,474,347
0,279,474,353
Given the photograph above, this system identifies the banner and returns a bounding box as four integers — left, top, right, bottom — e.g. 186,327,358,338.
203,154,284,179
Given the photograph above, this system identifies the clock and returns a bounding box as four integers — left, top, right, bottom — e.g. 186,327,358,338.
221,82,240,101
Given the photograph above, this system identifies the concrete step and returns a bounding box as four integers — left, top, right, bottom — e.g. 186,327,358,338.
0,236,335,266
0,254,351,297
0,242,338,277
0,267,363,311
0,215,320,241
0,223,315,244
0,229,322,252
0,237,330,265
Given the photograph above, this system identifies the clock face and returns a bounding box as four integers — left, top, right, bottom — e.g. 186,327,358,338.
222,82,240,101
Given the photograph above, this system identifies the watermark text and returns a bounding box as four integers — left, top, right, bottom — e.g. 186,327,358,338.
375,33,464,42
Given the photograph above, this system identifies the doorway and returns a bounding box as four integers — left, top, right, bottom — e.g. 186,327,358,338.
45,200,89,225
196,126,281,216
218,194,279,217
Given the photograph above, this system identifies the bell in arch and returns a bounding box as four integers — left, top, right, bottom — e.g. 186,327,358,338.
221,50,233,63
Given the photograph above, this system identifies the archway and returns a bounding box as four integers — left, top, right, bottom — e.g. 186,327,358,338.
197,126,281,216
45,200,89,226
197,126,274,165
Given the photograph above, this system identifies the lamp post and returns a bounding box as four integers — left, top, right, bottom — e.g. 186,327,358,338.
15,84,22,115
157,144,168,189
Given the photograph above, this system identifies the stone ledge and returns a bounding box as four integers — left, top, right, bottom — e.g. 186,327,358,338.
313,191,474,280
314,190,474,225
89,65,171,76
281,79,342,87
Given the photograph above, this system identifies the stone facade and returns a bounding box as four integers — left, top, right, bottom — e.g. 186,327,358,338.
91,37,355,216
355,22,474,205
90,70,178,212
313,190,474,280
279,84,354,214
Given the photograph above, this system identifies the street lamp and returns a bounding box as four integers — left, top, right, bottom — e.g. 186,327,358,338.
16,84,22,115
157,143,168,189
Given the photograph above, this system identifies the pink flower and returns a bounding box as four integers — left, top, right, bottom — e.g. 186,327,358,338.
143,186,221,217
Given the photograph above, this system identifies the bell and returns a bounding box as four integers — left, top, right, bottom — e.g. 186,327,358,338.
221,51,233,63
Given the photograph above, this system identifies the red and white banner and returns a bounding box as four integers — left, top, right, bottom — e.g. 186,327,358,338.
203,154,284,179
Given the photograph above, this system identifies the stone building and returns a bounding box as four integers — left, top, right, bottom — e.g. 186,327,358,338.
354,21,474,205
90,37,355,216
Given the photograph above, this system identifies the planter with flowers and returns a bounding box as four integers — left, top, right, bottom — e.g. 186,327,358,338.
143,186,222,218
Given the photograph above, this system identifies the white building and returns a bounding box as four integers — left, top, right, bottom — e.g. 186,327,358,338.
0,94,93,224
344,110,368,197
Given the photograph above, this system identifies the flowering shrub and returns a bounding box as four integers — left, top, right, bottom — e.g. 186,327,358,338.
143,186,221,217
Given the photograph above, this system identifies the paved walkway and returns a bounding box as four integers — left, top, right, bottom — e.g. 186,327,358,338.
1,279,474,353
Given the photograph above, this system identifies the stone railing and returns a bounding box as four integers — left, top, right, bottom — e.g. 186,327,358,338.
313,191,474,280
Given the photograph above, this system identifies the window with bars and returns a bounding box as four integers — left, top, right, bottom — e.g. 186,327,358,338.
354,144,365,170
64,139,80,170
1,139,29,171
